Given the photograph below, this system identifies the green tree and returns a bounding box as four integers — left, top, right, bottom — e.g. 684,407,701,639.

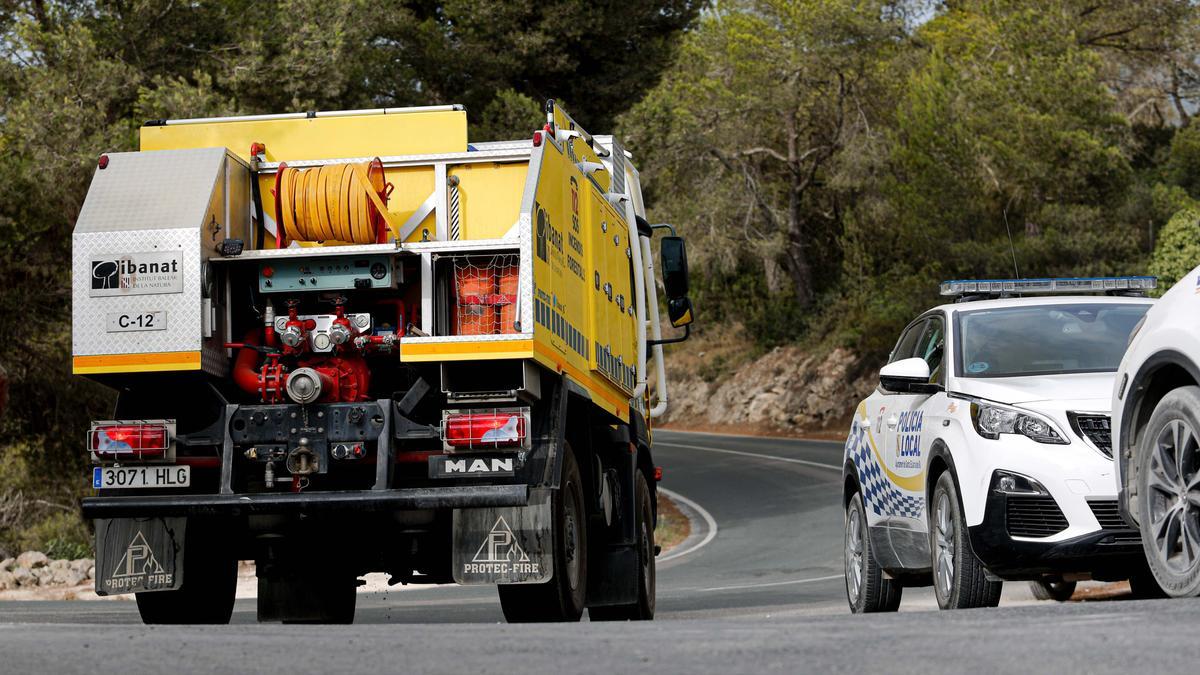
622,0,908,309
1150,208,1200,290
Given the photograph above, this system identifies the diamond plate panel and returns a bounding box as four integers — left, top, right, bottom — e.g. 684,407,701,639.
72,148,245,377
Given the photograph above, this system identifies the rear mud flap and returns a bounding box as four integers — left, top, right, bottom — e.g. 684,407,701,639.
94,517,186,595
452,489,552,585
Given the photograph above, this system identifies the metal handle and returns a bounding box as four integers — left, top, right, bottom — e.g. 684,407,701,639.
887,415,899,429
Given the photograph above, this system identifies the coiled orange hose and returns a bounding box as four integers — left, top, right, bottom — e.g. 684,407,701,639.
275,159,393,245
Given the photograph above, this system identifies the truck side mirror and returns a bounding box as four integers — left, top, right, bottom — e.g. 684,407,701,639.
648,232,695,348
660,236,689,300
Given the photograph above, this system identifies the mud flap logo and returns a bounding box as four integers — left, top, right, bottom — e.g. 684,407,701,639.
464,517,539,575
95,517,183,595
106,531,172,592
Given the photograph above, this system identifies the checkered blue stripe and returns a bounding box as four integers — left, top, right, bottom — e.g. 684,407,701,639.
845,424,924,520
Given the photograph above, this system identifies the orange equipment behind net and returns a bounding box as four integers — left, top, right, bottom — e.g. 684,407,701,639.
453,255,520,335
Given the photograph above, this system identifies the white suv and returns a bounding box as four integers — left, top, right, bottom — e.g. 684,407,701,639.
843,278,1156,613
1112,264,1200,597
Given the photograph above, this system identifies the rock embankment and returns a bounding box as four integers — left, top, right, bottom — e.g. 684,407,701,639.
665,345,875,435
0,551,95,591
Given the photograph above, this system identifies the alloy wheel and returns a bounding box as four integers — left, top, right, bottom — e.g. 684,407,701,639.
934,492,956,598
845,503,864,604
1146,419,1200,574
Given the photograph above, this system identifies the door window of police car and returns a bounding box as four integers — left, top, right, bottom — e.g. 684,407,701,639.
880,314,945,467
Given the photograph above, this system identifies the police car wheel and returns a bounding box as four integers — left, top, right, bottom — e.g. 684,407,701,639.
930,472,1001,609
1135,385,1200,598
135,526,236,625
1029,579,1076,601
845,490,902,613
499,445,588,622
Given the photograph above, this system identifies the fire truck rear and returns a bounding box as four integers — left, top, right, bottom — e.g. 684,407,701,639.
72,101,694,623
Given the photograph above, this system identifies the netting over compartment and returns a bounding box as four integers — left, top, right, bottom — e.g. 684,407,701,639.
452,254,520,335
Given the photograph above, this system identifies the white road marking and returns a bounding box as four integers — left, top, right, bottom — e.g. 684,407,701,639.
656,441,842,472
657,488,718,563
697,574,845,593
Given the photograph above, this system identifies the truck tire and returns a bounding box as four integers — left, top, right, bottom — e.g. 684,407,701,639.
135,527,237,625
1135,385,1200,598
845,490,902,613
930,472,1001,609
1029,579,1076,601
498,446,587,622
589,470,656,621
257,566,357,624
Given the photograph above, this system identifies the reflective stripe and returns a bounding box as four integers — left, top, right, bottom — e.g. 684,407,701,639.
74,351,202,374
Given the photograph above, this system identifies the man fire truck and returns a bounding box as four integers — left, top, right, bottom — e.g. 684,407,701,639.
72,101,693,624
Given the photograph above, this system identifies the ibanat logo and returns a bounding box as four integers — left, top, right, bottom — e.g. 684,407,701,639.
88,251,183,297
91,257,179,290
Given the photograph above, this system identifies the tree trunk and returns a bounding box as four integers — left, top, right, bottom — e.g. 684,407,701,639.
783,234,814,307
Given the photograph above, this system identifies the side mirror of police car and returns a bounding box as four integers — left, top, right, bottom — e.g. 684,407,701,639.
879,357,941,395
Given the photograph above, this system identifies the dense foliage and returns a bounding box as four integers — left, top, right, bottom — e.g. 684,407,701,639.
621,0,1200,357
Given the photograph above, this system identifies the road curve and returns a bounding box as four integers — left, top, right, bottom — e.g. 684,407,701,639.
4,429,1200,674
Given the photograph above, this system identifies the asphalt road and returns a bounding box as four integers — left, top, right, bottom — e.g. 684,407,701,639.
3,429,1198,674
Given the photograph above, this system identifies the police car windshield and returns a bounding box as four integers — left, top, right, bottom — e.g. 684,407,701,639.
955,303,1150,378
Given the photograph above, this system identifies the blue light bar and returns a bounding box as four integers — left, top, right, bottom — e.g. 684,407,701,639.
939,276,1157,296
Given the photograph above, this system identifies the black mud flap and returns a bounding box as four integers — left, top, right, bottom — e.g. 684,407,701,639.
452,489,553,585
94,517,186,596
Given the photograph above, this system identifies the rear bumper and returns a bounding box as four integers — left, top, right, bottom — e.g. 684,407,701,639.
81,485,529,519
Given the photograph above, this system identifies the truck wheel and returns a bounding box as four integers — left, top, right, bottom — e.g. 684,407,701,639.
257,564,357,624
931,472,1001,609
1029,579,1076,601
1135,385,1200,598
845,490,901,613
589,470,656,621
498,446,587,622
136,529,237,625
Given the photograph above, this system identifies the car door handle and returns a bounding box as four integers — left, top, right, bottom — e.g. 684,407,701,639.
857,419,871,430
886,415,899,429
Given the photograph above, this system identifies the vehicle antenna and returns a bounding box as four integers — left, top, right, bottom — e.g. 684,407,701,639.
1002,203,1021,280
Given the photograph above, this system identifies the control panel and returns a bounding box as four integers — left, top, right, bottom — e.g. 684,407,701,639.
259,254,395,293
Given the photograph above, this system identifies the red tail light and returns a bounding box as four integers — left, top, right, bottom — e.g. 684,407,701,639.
89,422,169,459
444,410,528,449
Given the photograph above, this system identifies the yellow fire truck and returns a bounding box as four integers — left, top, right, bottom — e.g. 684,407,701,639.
72,101,693,623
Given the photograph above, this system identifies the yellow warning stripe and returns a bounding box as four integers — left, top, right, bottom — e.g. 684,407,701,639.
400,339,535,362
856,403,926,491
73,351,202,375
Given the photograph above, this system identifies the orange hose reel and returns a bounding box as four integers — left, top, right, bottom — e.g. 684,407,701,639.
273,158,393,247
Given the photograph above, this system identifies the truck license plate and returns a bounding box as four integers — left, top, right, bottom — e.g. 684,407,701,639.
93,466,190,489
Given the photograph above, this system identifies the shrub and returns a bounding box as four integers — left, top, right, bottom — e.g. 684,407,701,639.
1149,208,1200,292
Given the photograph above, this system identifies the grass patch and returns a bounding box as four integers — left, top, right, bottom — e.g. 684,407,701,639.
655,492,691,554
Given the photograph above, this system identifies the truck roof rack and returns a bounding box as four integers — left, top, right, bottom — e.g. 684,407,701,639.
940,276,1157,302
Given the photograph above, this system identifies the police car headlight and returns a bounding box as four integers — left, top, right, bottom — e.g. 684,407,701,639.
970,402,1067,444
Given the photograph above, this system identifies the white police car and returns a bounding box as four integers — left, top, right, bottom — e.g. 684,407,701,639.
1112,264,1200,597
843,277,1156,612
